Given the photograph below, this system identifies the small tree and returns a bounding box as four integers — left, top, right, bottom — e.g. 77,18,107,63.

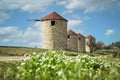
113,47,120,59
96,41,105,50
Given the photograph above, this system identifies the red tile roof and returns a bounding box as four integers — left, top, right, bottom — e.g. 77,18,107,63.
86,35,95,39
40,12,68,22
67,30,77,35
78,33,85,38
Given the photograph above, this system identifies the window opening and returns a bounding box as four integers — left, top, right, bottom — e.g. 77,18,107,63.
51,21,55,26
68,35,70,38
90,39,92,41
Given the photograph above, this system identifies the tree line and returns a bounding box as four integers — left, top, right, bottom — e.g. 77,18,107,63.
96,40,120,50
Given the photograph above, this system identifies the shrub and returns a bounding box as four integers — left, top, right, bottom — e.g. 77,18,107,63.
15,50,120,80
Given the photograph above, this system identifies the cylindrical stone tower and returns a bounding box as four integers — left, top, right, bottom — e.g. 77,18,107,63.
78,33,85,52
40,12,68,50
67,30,78,52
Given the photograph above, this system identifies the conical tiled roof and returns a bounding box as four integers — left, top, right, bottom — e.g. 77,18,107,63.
67,30,77,35
78,33,85,39
40,12,68,22
86,35,95,39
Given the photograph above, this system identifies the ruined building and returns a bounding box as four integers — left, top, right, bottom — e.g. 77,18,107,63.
40,12,96,52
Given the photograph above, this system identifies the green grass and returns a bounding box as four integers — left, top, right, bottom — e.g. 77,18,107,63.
0,46,120,62
0,61,19,80
0,46,114,56
0,46,120,79
0,50,120,80
0,46,48,56
0,46,82,56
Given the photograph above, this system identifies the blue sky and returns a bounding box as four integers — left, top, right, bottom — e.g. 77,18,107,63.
0,0,120,47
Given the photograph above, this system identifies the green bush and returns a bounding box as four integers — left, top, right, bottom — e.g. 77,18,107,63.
0,50,120,80
15,50,120,80
0,61,18,80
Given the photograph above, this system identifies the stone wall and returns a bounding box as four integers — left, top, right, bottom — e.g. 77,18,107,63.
78,38,85,52
85,39,90,53
67,35,78,51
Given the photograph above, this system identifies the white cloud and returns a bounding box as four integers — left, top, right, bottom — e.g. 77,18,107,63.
34,22,42,28
0,26,17,35
19,27,40,42
0,0,55,23
68,20,82,29
0,0,120,23
0,11,10,23
58,0,120,13
105,29,115,36
68,20,85,34
0,22,42,47
56,0,68,5
0,0,119,24
21,0,55,13
0,26,21,42
62,10,73,15
0,0,55,13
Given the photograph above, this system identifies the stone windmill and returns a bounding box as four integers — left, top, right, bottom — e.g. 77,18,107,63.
67,30,78,51
86,35,96,53
40,12,68,50
78,33,85,52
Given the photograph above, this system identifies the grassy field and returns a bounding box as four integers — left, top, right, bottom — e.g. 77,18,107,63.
0,46,85,57
0,46,48,56
0,61,19,80
0,46,119,62
0,46,120,63
0,46,116,56
0,46,120,80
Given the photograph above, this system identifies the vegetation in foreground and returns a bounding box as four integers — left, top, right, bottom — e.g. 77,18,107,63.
0,50,120,80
